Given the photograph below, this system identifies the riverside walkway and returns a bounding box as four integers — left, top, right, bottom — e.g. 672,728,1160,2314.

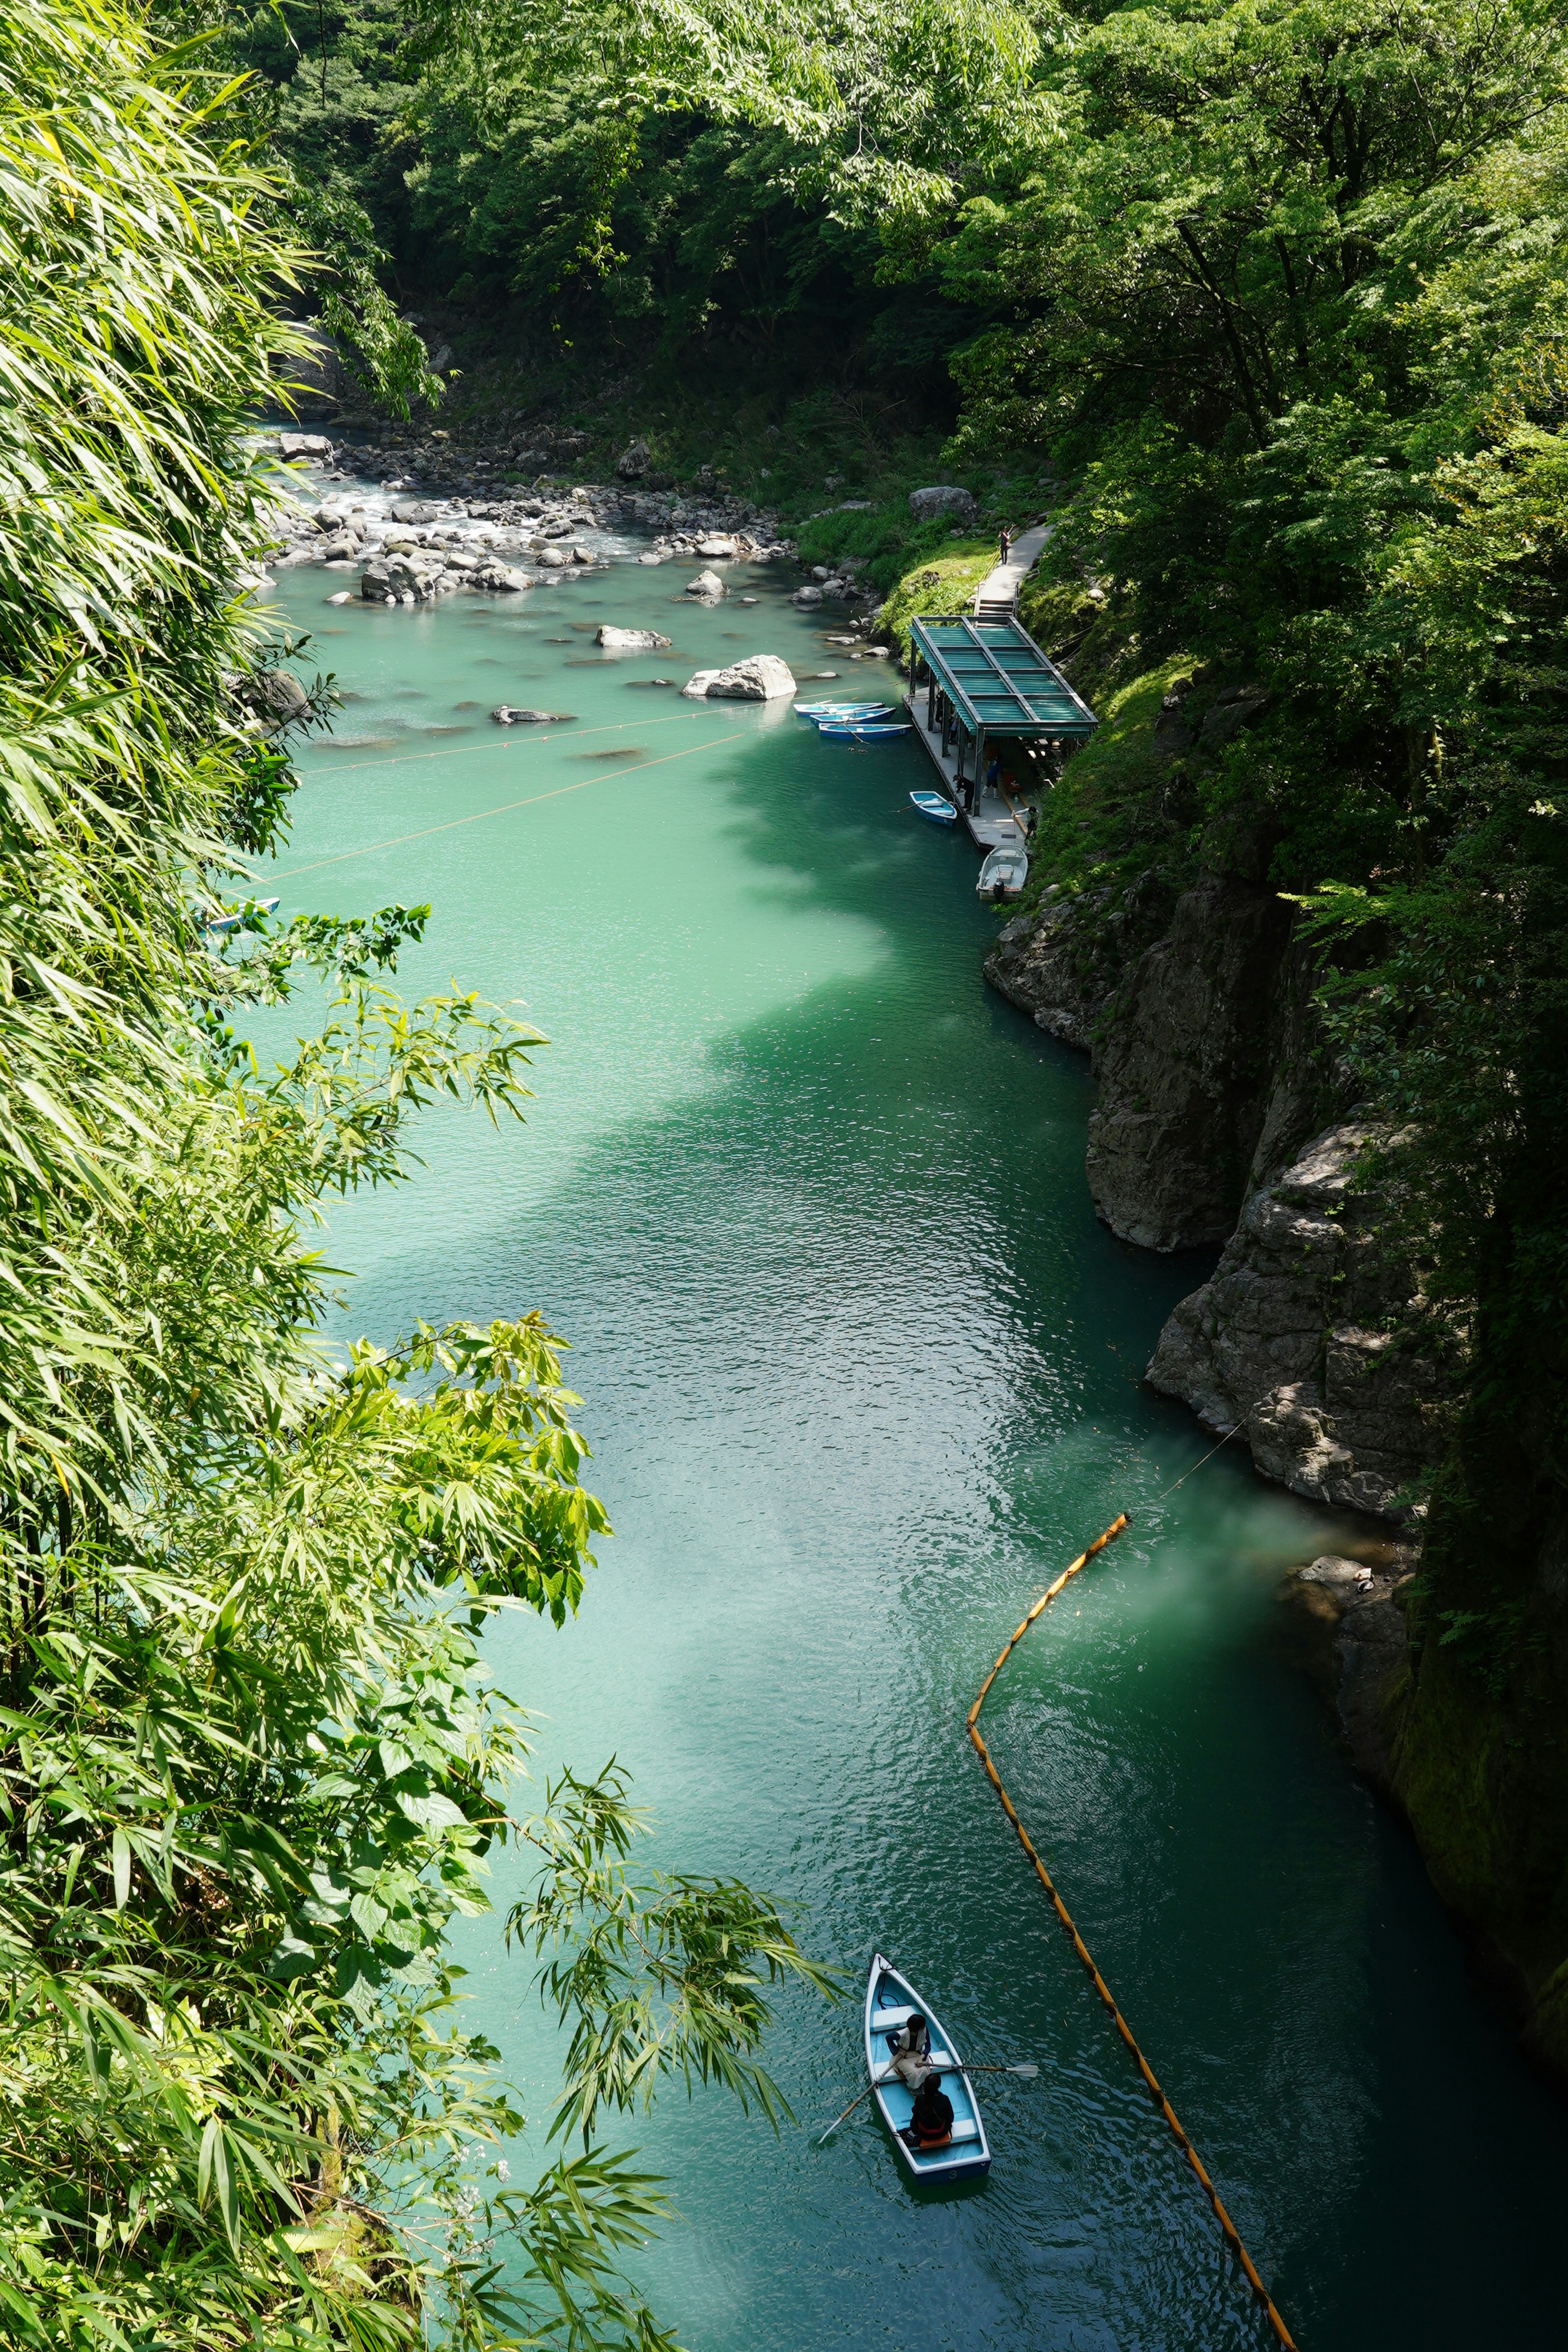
974,520,1053,620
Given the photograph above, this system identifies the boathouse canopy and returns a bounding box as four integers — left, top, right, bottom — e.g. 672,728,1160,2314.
909,615,1096,741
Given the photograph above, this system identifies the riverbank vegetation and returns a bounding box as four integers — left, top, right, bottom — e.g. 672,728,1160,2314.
243,0,1568,2064
0,3,831,2342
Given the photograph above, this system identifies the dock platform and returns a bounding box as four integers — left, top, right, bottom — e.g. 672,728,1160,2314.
902,693,1025,851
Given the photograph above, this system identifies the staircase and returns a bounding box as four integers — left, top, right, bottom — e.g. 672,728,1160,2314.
972,521,1053,623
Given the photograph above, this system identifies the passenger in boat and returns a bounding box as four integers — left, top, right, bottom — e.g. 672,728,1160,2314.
910,2071,955,2151
888,2010,934,2088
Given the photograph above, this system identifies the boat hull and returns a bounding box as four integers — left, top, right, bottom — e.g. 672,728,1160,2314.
863,1953,992,2185
977,846,1028,899
910,792,957,825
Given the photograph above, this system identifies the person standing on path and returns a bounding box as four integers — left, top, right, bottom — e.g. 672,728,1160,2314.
998,523,1012,565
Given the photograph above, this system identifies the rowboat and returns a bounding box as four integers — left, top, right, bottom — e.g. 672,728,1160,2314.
909,791,957,824
207,896,279,933
793,702,893,719
977,844,1029,899
818,722,909,740
864,1954,991,2185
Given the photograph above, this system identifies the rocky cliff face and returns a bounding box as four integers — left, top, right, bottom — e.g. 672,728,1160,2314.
982,873,1173,1050
1084,873,1296,1249
1145,1125,1461,1518
983,863,1449,1516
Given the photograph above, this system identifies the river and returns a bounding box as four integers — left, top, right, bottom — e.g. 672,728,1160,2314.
267,520,1568,2350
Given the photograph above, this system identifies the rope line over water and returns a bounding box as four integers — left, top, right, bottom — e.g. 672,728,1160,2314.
271,727,750,880
967,1515,1298,2350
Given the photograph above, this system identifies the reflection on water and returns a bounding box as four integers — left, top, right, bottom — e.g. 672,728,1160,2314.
263,533,1568,2352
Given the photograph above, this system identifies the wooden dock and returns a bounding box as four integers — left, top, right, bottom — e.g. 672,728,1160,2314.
903,692,1026,850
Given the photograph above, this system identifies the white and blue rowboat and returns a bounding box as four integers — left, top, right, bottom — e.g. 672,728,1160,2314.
793,701,893,719
909,790,957,825
818,722,909,740
207,896,279,933
864,1954,991,2185
977,843,1029,899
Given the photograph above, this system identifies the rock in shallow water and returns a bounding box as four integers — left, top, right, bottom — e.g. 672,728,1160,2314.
705,655,796,702
490,705,576,724
597,626,672,651
686,568,725,599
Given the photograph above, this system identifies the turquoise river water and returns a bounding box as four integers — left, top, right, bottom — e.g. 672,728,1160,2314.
265,533,1568,2350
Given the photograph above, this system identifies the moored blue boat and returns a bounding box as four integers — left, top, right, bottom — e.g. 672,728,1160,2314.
818,722,909,739
864,1953,991,2185
909,790,957,824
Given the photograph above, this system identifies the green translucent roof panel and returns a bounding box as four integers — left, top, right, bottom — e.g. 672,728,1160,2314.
910,615,1098,738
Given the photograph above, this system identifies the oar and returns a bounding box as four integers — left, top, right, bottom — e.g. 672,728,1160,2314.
815,2062,1039,2145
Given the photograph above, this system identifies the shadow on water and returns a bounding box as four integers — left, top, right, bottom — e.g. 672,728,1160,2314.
265,557,1568,2352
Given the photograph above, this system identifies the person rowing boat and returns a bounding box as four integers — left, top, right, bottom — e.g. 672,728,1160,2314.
906,2072,955,2152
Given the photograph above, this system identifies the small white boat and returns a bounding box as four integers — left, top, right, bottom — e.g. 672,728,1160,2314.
206,896,279,934
864,1954,991,2185
977,844,1029,899
910,791,957,825
818,721,908,740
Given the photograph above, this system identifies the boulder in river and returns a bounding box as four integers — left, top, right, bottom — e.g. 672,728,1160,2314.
696,535,738,558
537,548,568,569
686,568,725,599
279,430,332,459
704,656,796,702
792,584,824,607
392,501,440,523
470,566,530,592
908,485,978,524
597,626,673,651
681,669,722,698
325,591,354,605
491,705,577,724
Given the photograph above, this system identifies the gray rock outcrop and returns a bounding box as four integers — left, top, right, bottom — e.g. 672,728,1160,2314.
909,486,978,524
1146,1125,1461,1517
597,626,672,651
686,568,725,599
704,656,795,702
616,439,651,479
680,657,795,701
983,875,1174,1051
1085,873,1296,1249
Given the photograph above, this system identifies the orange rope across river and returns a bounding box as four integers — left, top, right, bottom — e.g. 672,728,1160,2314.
967,1515,1298,2349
